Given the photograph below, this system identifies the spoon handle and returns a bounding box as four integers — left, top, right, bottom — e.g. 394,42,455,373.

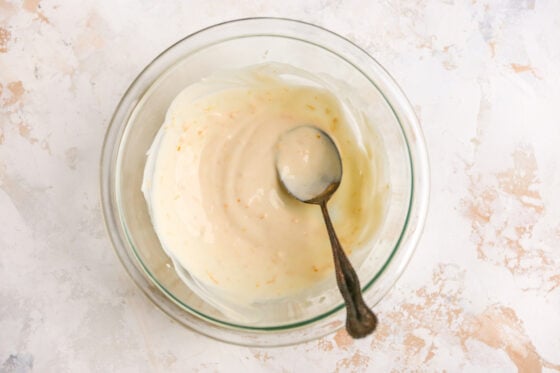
319,201,378,338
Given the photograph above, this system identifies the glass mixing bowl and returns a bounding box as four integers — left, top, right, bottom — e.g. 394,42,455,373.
100,18,429,346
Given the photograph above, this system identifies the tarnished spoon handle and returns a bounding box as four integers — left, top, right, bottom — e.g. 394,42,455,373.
320,201,378,338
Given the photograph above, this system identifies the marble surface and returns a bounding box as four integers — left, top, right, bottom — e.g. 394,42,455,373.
1,0,559,371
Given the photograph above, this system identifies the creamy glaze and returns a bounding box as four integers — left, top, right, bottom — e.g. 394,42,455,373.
143,64,384,309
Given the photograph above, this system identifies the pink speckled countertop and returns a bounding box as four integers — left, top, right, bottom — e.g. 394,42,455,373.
1,1,559,372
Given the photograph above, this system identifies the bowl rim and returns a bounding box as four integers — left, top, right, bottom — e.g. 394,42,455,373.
100,16,430,346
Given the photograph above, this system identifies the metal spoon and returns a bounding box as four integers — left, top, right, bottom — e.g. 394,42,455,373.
275,125,377,338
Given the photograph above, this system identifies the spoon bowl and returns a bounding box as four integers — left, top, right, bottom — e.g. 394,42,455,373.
276,125,343,203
